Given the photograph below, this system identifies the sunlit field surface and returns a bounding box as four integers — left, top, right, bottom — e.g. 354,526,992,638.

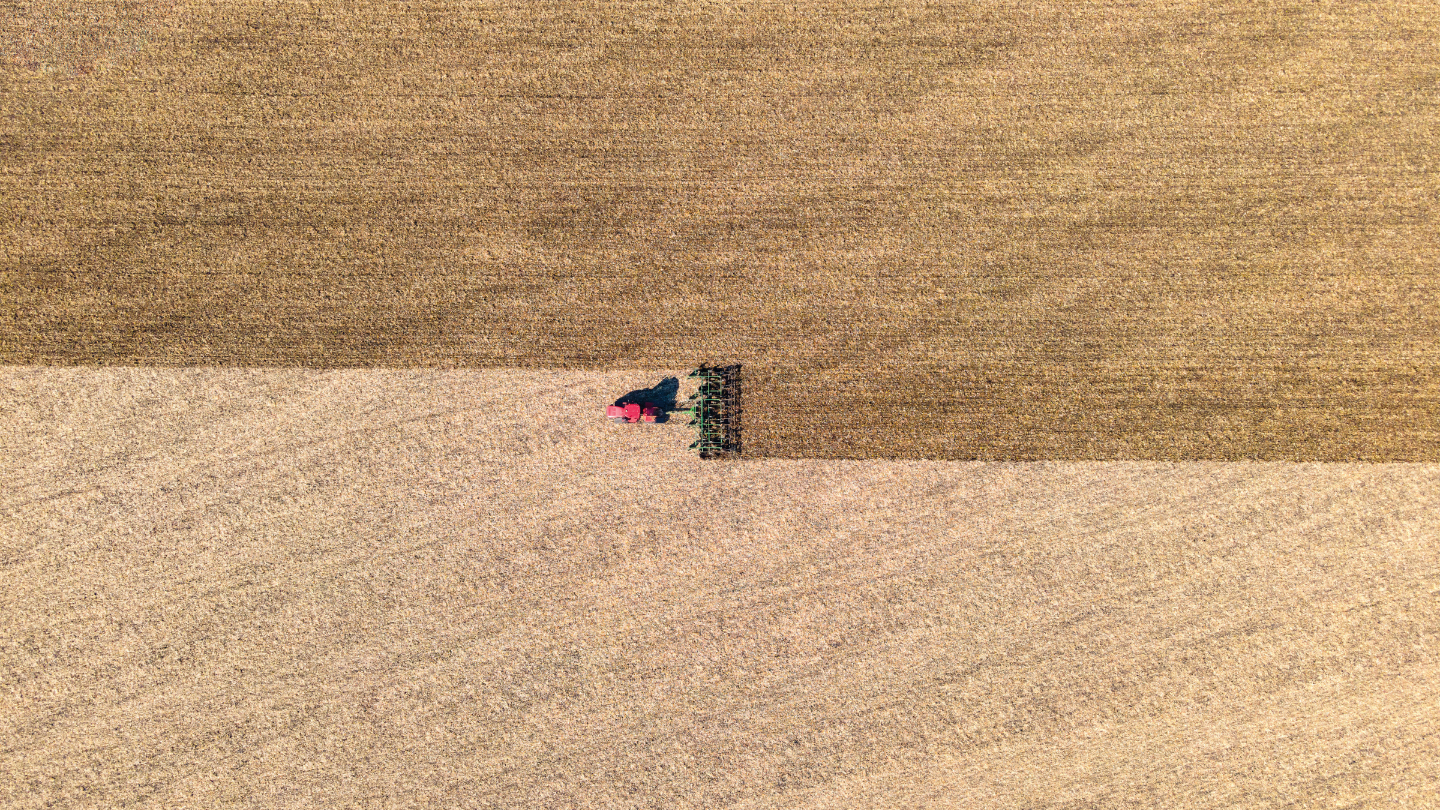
2,368,1436,807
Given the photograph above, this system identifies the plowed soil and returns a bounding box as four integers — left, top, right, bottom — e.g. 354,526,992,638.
3,1,1438,458
2,368,1437,808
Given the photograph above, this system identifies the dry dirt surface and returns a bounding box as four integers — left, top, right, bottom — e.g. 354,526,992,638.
3,1,1439,459
3,367,1437,808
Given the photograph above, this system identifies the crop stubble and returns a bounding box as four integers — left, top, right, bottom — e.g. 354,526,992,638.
2,1,1438,458
2,367,1437,807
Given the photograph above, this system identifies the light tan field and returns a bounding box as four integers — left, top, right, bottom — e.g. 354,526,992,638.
3,368,1436,808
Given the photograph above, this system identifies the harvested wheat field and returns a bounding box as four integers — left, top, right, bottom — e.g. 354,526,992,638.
4,1,1439,458
2,367,1437,808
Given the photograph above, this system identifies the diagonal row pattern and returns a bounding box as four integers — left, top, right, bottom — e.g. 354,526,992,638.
2,368,1437,807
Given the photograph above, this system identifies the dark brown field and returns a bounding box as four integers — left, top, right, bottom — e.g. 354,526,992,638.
2,1,1438,458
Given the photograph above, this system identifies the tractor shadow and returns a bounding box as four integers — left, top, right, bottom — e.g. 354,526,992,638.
612,376,681,423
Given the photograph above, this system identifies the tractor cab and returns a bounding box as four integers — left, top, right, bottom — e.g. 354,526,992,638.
607,402,660,423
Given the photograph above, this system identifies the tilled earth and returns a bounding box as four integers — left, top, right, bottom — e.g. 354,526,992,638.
4,1,1438,458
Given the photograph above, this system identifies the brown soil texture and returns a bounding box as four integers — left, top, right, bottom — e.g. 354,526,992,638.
2,368,1438,808
3,2,1439,459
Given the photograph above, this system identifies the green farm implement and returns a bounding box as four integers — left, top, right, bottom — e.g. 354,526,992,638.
681,364,742,459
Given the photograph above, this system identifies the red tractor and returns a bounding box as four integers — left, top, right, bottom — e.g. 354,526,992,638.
607,402,662,423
